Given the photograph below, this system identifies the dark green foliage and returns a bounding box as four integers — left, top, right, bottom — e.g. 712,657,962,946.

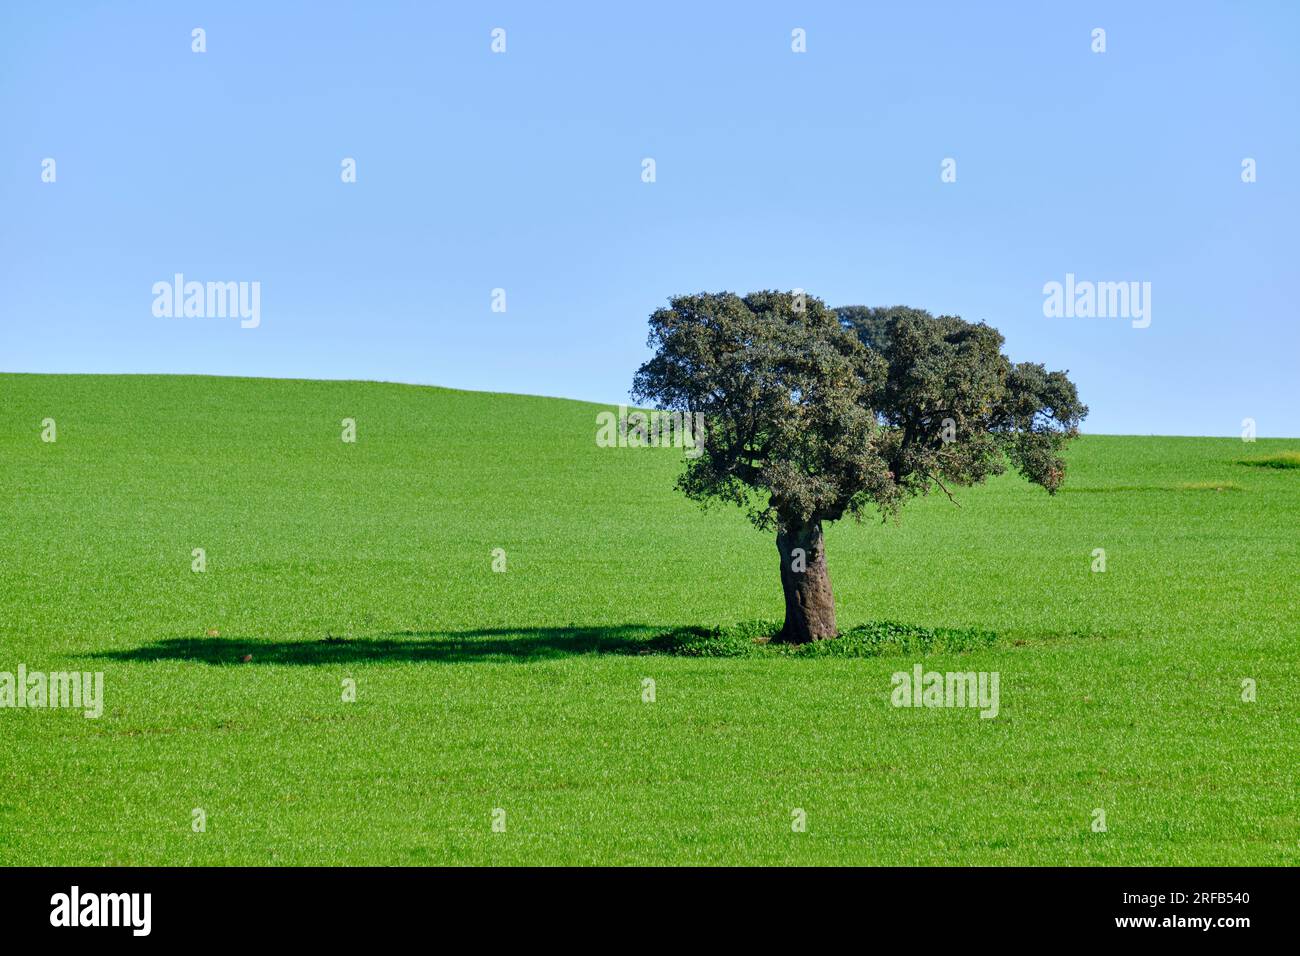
633,291,1088,529
873,308,1087,498
633,291,891,530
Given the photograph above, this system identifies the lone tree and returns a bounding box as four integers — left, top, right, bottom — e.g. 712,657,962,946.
632,291,1087,643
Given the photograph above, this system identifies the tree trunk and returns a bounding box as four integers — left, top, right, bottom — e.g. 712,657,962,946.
774,519,838,643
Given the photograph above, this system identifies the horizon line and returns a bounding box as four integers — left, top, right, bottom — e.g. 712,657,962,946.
1,369,1292,441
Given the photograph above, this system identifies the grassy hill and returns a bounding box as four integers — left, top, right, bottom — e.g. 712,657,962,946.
1,373,1297,864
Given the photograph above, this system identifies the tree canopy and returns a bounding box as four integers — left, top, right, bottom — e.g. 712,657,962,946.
634,291,1087,531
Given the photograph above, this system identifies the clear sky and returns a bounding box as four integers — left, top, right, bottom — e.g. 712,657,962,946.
2,1,1296,436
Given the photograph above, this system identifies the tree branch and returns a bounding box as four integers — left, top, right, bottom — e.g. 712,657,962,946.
926,471,962,508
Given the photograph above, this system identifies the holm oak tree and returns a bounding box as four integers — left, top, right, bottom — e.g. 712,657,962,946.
632,291,1087,643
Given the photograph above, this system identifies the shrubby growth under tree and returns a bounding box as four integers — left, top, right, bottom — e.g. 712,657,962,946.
632,291,1087,643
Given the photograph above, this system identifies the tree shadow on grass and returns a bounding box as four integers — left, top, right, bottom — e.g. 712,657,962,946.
91,618,1034,666
90,625,671,666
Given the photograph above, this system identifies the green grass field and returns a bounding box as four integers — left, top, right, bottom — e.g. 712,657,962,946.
1,373,1297,865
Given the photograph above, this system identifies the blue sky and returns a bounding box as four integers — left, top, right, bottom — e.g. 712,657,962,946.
2,1,1296,435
